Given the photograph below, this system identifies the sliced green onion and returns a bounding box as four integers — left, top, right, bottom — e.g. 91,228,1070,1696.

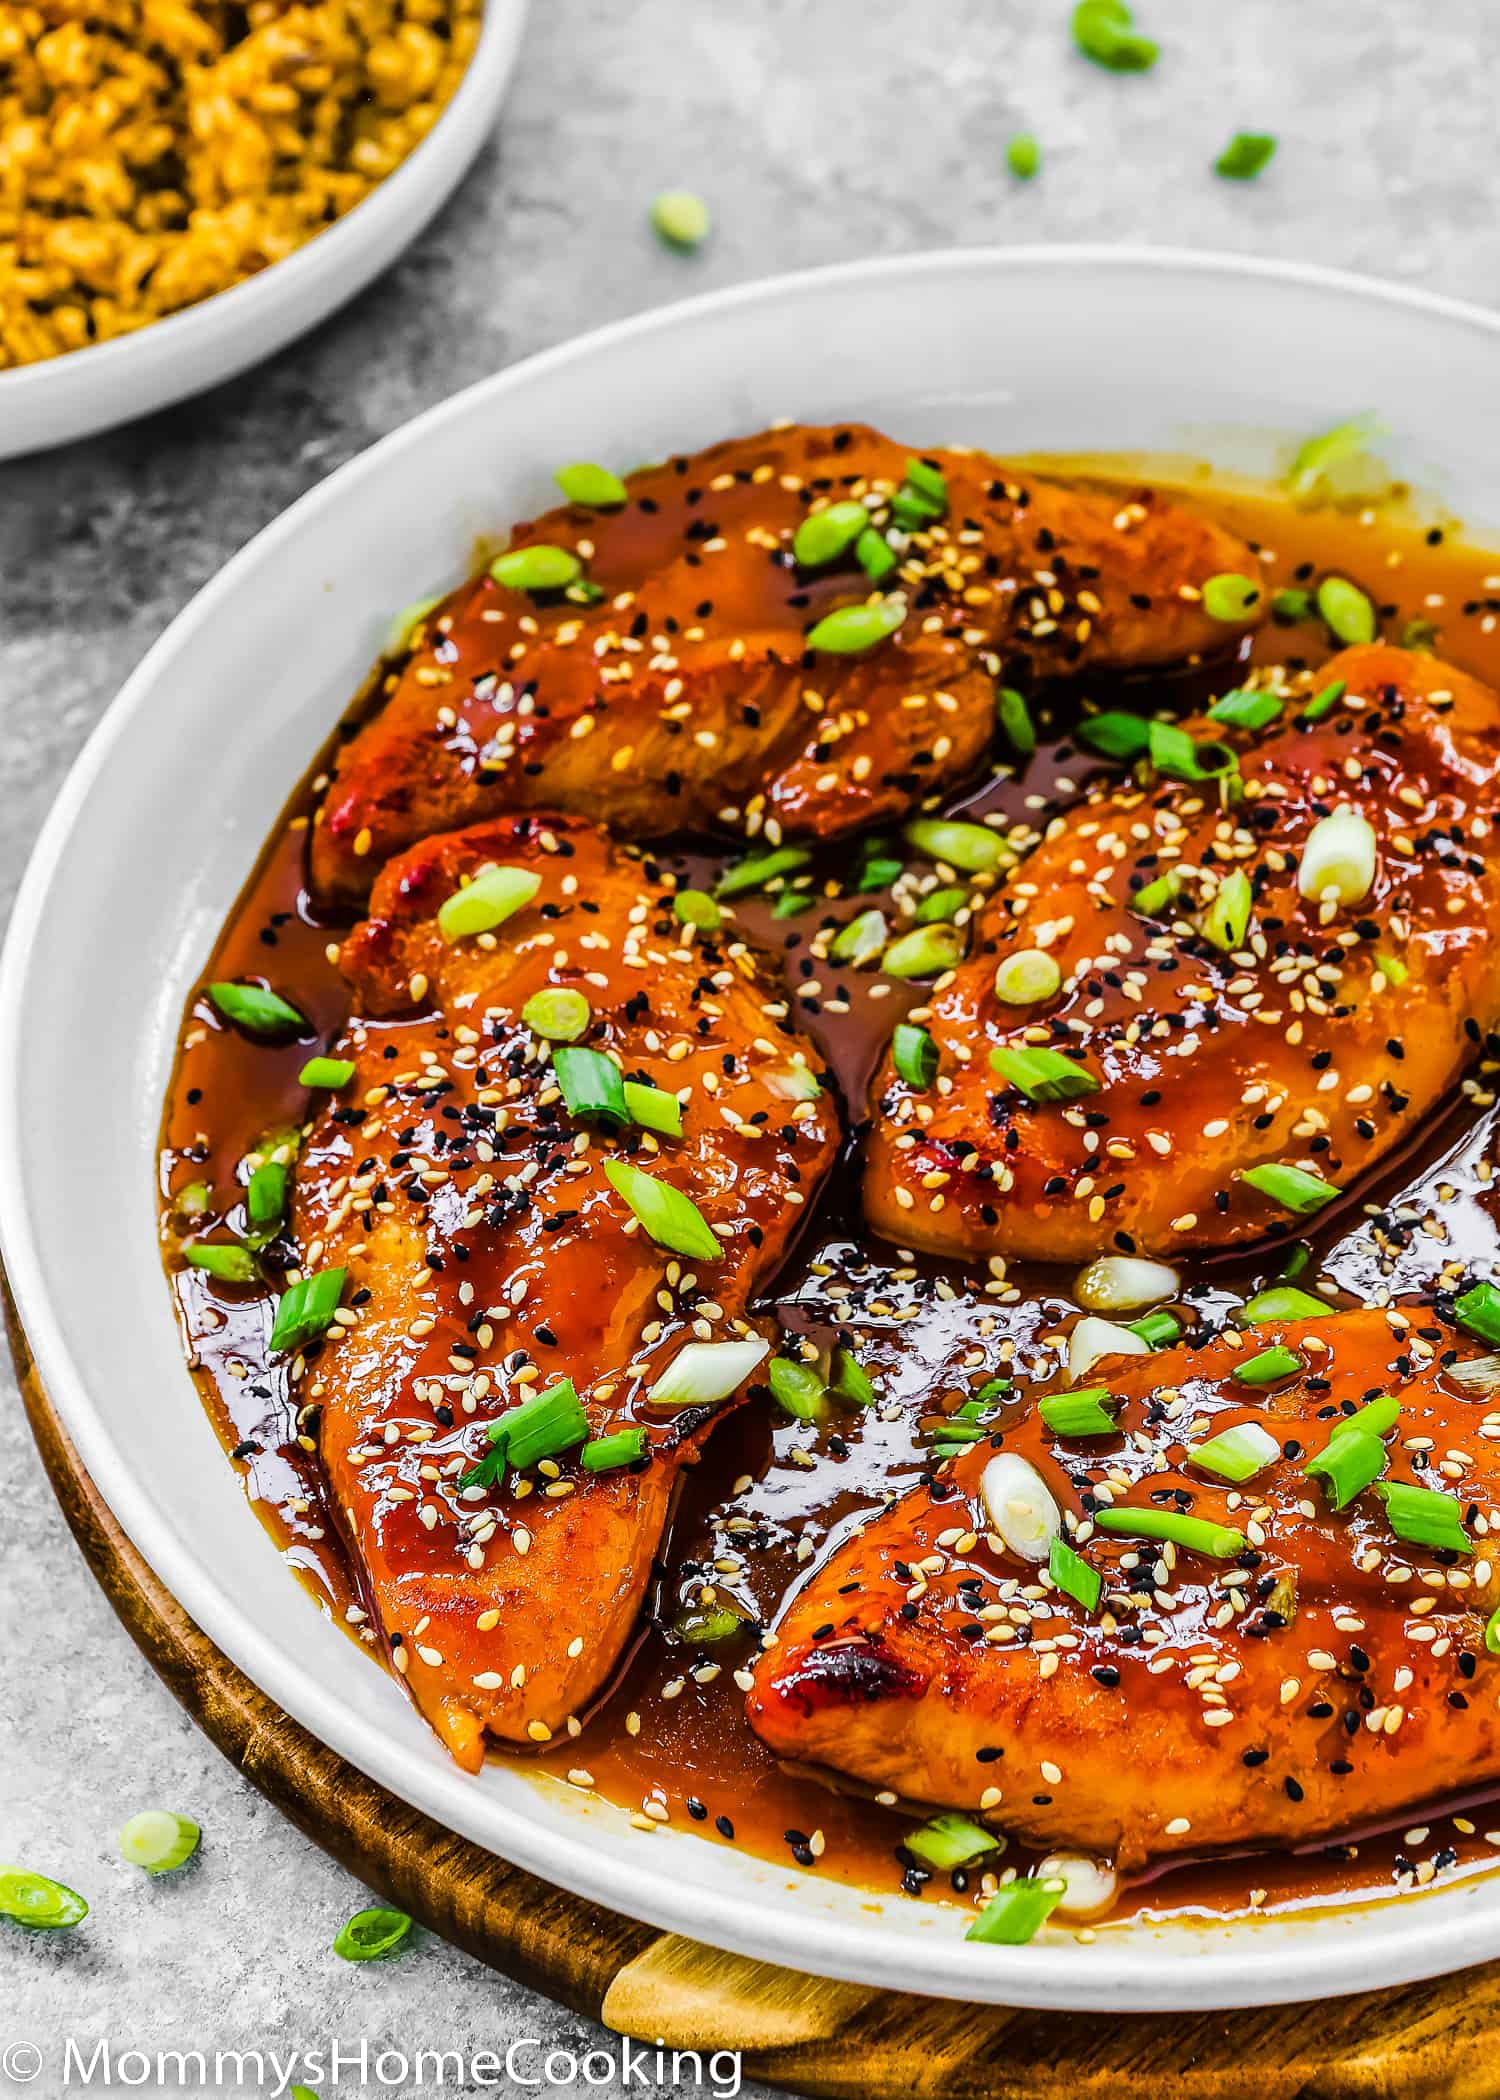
581,1427,649,1473
604,1158,721,1260
831,907,888,967
997,686,1036,756
1094,1507,1245,1558
555,462,628,508
333,1906,412,1962
673,887,721,930
903,456,948,509
989,1044,1099,1104
1131,867,1186,919
648,1337,769,1409
891,485,943,530
1208,688,1282,732
1201,573,1261,623
1302,677,1347,723
118,1811,200,1875
1076,711,1151,760
765,1059,822,1102
1049,1535,1101,1613
1215,132,1276,180
208,981,306,1037
0,1867,89,1930
1456,1282,1500,1348
490,544,582,592
268,1267,346,1354
385,591,442,655
902,817,1014,874
1075,1254,1179,1313
436,864,541,941
1233,1343,1303,1386
855,852,904,893
1069,1315,1149,1380
464,1378,590,1489
892,1022,939,1090
883,924,965,979
831,1346,877,1406
966,1876,1068,1944
553,1045,629,1128
714,845,812,898
1127,1310,1182,1349
1316,575,1377,646
186,1241,259,1284
1188,1421,1281,1484
1298,805,1377,907
1485,1604,1500,1657
1331,1393,1402,1443
913,885,969,925
1241,1162,1342,1215
1305,1426,1388,1511
1071,0,1157,72
855,527,898,583
772,888,815,918
299,1056,355,1089
1039,1386,1119,1437
793,501,871,569
1271,587,1313,621
805,594,907,655
905,1813,1000,1871
1279,1242,1312,1280
1377,1479,1472,1556
1375,951,1408,987
246,1161,287,1230
980,1452,1061,1562
523,988,592,1042
1241,1285,1330,1323
174,1179,211,1219
623,1080,683,1136
651,188,711,249
1006,133,1041,180
1148,720,1237,783
768,1355,826,1421
1289,414,1384,502
675,1604,747,1646
994,948,1061,1006
1201,867,1253,952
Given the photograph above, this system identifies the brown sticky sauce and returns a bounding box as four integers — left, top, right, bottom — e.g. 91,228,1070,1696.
160,471,1500,1931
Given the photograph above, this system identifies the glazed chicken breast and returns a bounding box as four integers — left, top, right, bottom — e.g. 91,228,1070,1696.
865,645,1500,1267
747,1309,1500,1868
288,814,839,1767
309,422,1257,903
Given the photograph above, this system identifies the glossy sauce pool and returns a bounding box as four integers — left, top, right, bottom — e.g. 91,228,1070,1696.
159,471,1500,1931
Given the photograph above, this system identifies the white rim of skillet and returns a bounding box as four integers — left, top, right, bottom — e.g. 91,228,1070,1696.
0,0,528,426
7,246,1500,2013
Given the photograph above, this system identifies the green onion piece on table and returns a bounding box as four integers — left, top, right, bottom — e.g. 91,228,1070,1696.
793,501,871,569
208,981,306,1037
1241,1162,1341,1215
118,1811,200,1874
966,1876,1068,1944
523,988,592,1042
1006,133,1042,180
904,1813,1000,1871
1093,1507,1245,1558
489,544,582,593
714,845,812,898
186,1242,260,1284
990,1044,1100,1104
1215,131,1276,180
651,189,711,249
0,1866,89,1930
581,1428,649,1473
555,462,628,507
1232,1344,1303,1386
805,595,907,655
436,865,541,942
1049,1535,1101,1613
333,1906,412,1962
268,1267,346,1354
892,1022,939,1090
604,1158,721,1259
298,1056,355,1089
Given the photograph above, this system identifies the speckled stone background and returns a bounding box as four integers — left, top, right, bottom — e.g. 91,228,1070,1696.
4,1,1500,2093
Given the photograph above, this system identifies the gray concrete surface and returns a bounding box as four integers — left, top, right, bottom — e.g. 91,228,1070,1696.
3,0,1500,2092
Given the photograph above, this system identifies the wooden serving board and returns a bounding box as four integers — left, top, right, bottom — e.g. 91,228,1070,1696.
10,1280,1500,2099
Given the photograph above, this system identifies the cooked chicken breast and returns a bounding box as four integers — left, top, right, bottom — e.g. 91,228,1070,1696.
865,645,1500,1267
290,814,839,1767
310,422,1257,902
747,1309,1500,1868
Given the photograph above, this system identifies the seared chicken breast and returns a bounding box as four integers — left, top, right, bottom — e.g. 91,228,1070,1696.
865,645,1500,1266
290,814,839,1766
310,422,1257,903
748,1309,1500,1868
